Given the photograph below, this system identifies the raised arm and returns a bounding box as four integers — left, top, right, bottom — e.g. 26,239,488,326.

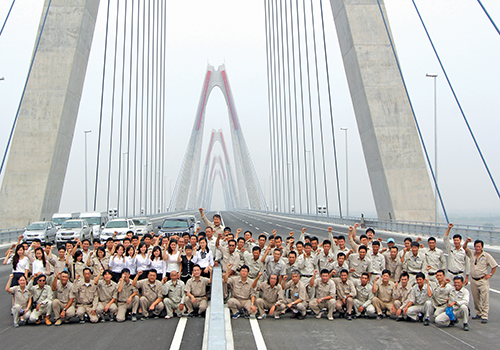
5,274,13,294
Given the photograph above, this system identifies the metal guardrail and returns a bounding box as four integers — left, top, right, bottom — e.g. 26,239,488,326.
207,266,226,350
245,210,500,246
0,228,24,245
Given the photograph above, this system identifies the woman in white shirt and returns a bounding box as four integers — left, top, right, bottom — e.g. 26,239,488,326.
125,245,137,280
195,237,214,278
31,247,51,277
109,244,126,282
164,239,180,279
135,242,151,280
150,246,165,281
5,245,30,286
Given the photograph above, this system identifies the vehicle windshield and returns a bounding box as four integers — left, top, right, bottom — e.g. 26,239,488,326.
106,220,127,229
27,223,46,231
61,221,83,229
133,219,147,226
162,219,188,229
82,217,100,225
53,217,70,225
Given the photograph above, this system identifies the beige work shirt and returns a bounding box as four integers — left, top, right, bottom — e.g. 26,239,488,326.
285,280,308,302
347,254,373,278
466,250,498,279
162,280,185,304
422,248,447,274
315,251,336,272
311,278,336,299
384,256,402,281
256,281,285,304
97,280,118,303
11,286,31,309
217,245,240,273
374,280,395,303
333,278,357,300
73,280,98,308
393,283,411,309
408,283,430,306
137,279,163,303
432,282,453,307
54,280,75,304
201,214,225,237
402,252,426,274
243,252,264,279
228,276,255,300
443,237,470,275
449,286,469,306
185,276,210,298
354,280,374,308
117,281,137,303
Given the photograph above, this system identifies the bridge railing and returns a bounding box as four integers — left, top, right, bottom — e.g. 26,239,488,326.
244,210,500,246
0,227,24,245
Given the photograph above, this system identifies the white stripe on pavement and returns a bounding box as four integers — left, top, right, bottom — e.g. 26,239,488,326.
201,305,210,350
224,306,235,350
169,317,187,350
249,317,267,350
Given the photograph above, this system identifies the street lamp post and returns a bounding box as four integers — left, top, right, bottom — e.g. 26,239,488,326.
84,130,92,212
340,128,349,218
426,73,438,224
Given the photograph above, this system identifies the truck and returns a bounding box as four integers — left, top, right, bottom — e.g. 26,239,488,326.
51,212,80,227
80,211,108,241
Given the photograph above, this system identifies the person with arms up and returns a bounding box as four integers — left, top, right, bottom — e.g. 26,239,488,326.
199,208,225,237
225,264,256,319
253,273,286,320
403,272,432,325
116,268,139,322
51,270,75,326
309,269,336,321
5,274,31,327
282,270,308,320
443,223,469,284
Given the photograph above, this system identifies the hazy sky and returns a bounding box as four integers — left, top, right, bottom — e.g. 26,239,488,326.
1,0,499,222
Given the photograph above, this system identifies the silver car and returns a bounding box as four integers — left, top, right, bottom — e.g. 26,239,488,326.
132,217,153,236
56,219,92,244
23,221,58,244
100,219,136,242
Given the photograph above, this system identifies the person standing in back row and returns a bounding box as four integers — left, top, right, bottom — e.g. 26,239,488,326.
199,208,225,237
463,238,497,324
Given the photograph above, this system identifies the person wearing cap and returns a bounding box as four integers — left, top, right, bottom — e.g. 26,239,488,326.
443,223,470,284
463,238,497,323
383,238,396,259
385,246,402,282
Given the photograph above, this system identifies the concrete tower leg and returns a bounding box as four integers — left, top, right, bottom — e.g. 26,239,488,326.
329,0,434,221
0,0,101,229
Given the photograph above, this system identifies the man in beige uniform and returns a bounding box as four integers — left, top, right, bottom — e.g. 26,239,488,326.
185,265,212,316
403,273,432,325
282,270,308,319
435,275,470,331
199,208,225,236
309,269,336,321
384,247,402,282
334,269,357,320
95,269,118,321
216,234,240,274
133,269,164,319
52,271,75,325
253,273,286,319
402,242,427,286
443,224,470,283
27,274,53,325
225,265,256,318
73,268,99,323
162,270,185,318
116,268,139,322
464,238,497,323
429,270,453,322
243,247,264,280
372,269,395,318
422,237,447,286
353,272,376,318
393,272,412,320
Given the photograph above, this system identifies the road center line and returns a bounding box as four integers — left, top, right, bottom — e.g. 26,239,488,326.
249,317,267,350
169,317,187,350
430,324,475,349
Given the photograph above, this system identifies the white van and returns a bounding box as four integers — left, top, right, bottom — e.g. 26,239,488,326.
80,211,108,241
52,212,80,227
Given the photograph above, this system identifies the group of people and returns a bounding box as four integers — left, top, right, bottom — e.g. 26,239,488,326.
4,208,498,333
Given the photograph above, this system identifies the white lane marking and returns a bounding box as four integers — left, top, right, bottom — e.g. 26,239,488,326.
201,305,210,350
490,288,500,294
169,316,188,350
0,325,12,335
0,257,5,261
430,324,475,349
255,227,259,230
225,306,235,350
249,317,268,350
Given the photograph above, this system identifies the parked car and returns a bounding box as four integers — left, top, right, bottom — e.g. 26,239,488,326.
23,221,58,244
188,215,201,231
80,211,108,241
132,217,153,236
52,212,80,227
56,219,91,244
100,219,136,242
158,217,196,238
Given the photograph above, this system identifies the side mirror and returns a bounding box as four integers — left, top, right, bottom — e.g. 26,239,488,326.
197,221,200,225
157,226,161,230
190,223,195,228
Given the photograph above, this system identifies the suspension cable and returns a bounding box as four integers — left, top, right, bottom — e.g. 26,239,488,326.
0,0,53,178
0,0,16,37
375,0,449,222
133,0,141,215
309,0,330,216
319,0,343,217
125,0,135,217
411,0,500,201
93,0,112,211
271,0,281,211
477,0,500,36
